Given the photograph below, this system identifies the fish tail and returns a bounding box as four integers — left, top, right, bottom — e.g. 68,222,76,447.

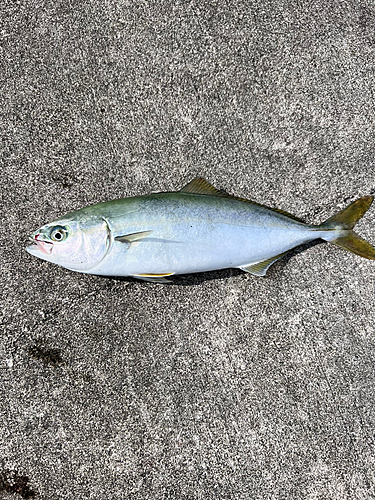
318,195,375,260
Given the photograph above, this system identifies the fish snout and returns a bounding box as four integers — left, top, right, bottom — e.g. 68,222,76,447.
27,233,54,255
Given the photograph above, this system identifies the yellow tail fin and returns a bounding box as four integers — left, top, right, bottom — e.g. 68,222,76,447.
320,196,375,260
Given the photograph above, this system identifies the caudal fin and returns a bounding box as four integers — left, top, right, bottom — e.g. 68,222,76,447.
319,196,375,260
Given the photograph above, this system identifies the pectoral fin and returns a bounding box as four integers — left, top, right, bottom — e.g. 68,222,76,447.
133,272,174,283
239,252,288,277
115,230,153,244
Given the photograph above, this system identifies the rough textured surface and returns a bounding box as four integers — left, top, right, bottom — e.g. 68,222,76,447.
1,1,375,499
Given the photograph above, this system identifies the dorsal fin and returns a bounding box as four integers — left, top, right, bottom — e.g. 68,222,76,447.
180,178,229,197
267,207,305,223
180,178,305,224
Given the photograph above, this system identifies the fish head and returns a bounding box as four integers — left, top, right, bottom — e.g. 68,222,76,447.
26,214,111,272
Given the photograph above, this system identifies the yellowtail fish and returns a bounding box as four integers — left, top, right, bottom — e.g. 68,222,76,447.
26,178,375,282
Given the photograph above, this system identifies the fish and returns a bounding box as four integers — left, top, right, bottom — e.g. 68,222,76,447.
26,178,375,283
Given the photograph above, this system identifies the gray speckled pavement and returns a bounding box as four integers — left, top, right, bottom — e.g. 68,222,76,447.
1,1,375,499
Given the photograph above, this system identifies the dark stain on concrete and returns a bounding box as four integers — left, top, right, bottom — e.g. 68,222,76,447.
0,467,36,498
28,346,64,366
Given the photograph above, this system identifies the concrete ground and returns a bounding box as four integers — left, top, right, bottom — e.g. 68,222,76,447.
1,0,375,499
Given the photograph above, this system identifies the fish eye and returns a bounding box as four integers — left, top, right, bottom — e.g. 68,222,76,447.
50,226,68,242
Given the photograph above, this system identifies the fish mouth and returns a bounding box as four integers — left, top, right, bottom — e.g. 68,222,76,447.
27,235,54,255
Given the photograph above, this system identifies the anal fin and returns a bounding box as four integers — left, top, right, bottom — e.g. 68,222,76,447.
239,252,288,277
